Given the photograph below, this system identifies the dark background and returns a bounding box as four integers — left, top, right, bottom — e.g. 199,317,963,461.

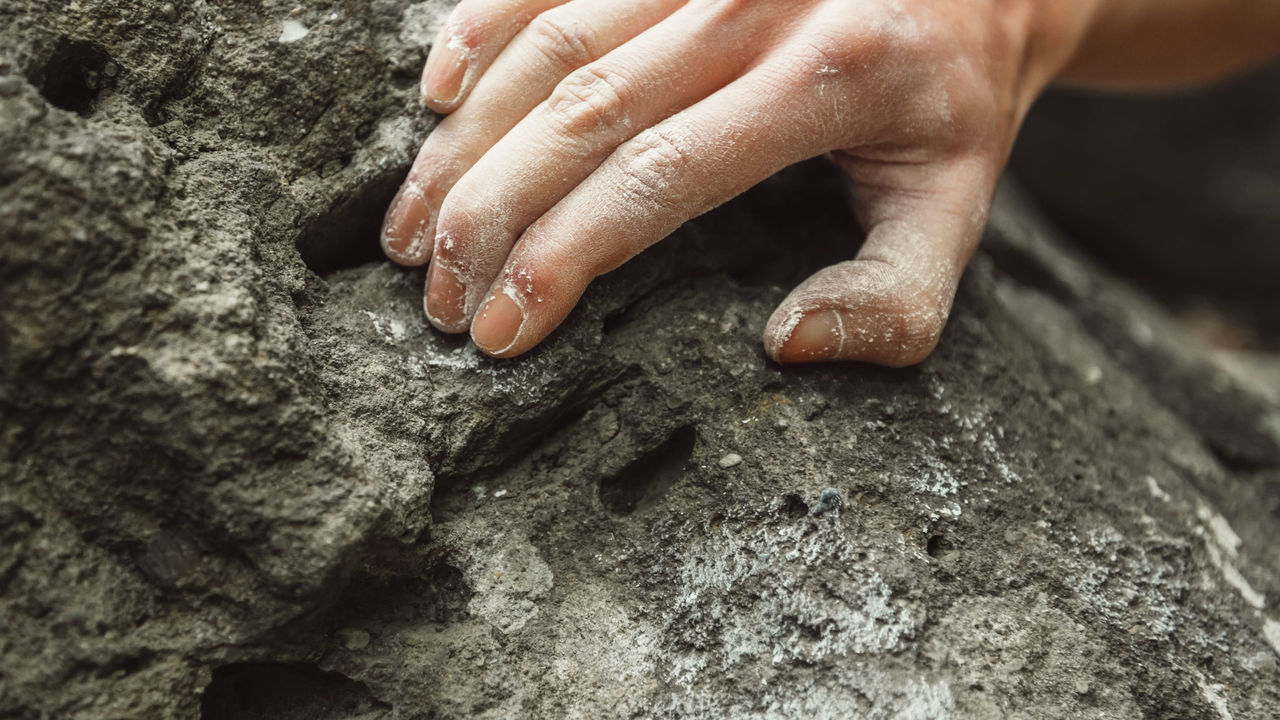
1012,60,1280,350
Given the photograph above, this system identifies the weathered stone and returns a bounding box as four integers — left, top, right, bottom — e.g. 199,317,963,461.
1,2,1278,719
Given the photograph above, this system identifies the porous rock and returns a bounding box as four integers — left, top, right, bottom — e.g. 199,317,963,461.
2,2,1279,719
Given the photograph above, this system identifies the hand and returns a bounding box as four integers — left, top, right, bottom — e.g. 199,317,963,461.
381,0,1096,365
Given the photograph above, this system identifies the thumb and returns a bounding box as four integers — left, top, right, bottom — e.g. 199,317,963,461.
763,158,991,367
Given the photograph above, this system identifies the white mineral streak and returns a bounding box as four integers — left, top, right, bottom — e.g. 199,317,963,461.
1145,475,1171,502
362,311,407,344
1198,505,1265,609
278,19,308,43
1264,617,1280,657
1221,560,1267,610
1196,673,1235,720
1198,504,1243,558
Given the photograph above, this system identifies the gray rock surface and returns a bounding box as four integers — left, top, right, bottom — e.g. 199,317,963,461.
2,1,1279,718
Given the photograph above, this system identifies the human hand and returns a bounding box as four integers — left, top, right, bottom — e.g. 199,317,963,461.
381,0,1096,365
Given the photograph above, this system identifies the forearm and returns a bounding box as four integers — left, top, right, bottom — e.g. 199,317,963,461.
1059,0,1280,89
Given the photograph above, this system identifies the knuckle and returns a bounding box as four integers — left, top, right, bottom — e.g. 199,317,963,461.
524,10,596,72
406,157,450,206
790,29,868,78
790,18,932,81
503,259,560,303
546,66,632,142
686,0,754,22
432,196,482,263
616,127,691,209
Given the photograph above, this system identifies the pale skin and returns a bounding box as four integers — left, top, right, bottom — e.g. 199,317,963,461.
381,0,1280,365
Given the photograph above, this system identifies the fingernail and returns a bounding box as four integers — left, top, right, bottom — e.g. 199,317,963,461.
778,310,844,363
472,291,522,355
420,28,443,98
383,185,432,263
422,32,466,106
426,262,467,329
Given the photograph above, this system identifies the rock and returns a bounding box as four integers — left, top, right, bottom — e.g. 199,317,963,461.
811,487,843,516
718,453,743,468
336,628,372,651
2,2,1279,719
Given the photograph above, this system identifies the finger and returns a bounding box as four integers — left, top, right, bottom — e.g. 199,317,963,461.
421,0,568,113
763,156,994,367
467,64,854,357
382,0,683,267
427,1,775,331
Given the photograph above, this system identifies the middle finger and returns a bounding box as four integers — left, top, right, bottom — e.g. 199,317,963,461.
426,0,780,329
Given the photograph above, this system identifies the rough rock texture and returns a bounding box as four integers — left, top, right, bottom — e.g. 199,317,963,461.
2,2,1279,719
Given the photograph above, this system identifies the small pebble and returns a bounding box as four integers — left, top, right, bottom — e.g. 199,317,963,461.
493,488,508,498
0,76,24,97
811,487,842,516
336,628,370,650
279,19,309,43
718,453,743,468
595,410,619,444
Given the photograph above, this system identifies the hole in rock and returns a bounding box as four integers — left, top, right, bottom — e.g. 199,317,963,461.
781,493,809,519
341,563,471,627
201,662,389,720
599,425,697,515
33,39,114,116
926,534,952,558
297,168,406,276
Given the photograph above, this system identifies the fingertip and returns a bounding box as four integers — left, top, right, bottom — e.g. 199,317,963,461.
471,290,524,357
422,90,464,116
763,283,943,368
424,262,471,333
764,308,843,364
381,185,434,266
420,24,471,111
